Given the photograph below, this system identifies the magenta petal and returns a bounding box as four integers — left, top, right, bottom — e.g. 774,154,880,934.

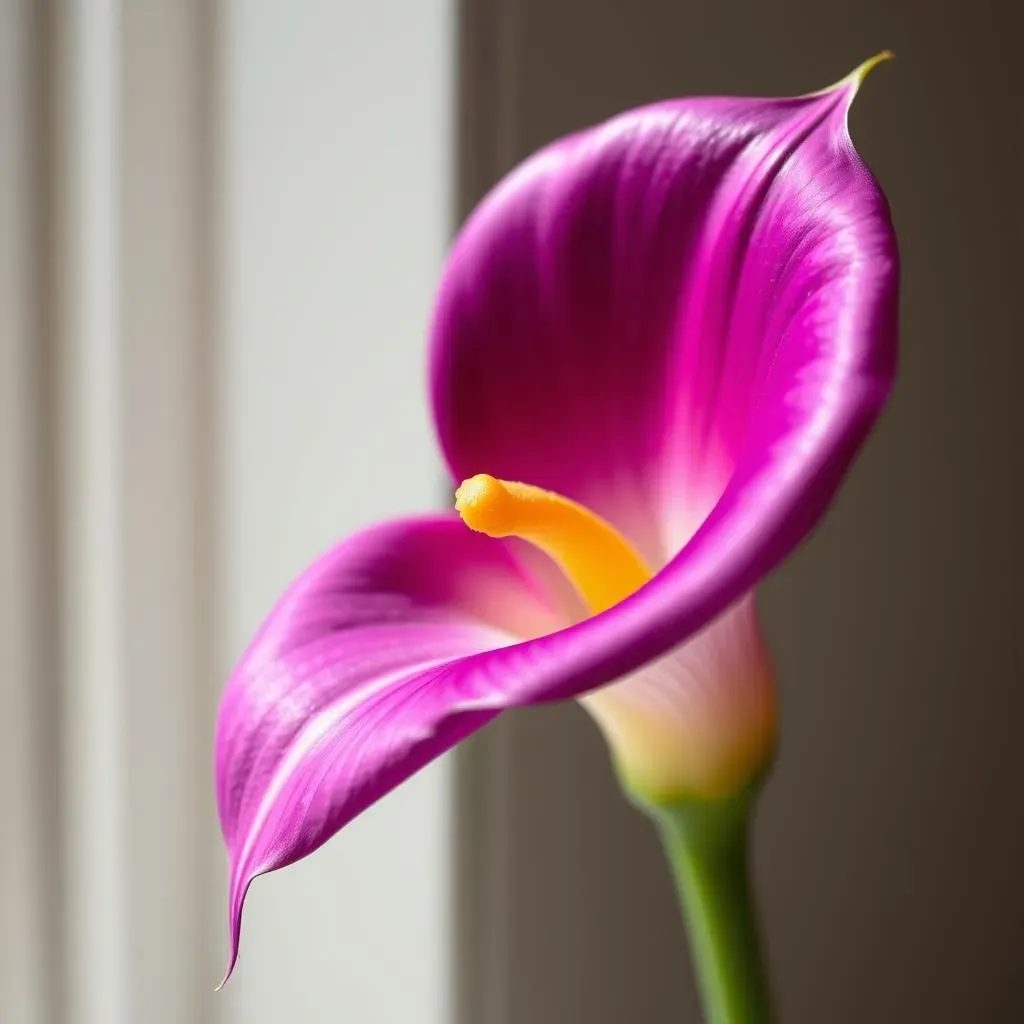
430,73,898,561
217,67,900,980
215,515,561,981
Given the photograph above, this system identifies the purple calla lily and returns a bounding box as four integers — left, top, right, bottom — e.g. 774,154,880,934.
215,57,899,983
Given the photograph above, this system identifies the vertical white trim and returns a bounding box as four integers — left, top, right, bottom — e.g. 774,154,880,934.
47,2,222,1021
118,4,218,1021
54,2,129,1021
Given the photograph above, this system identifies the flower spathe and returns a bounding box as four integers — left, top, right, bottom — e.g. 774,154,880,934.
215,56,899,981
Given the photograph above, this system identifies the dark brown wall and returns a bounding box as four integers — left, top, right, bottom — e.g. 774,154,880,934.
456,1,1022,1022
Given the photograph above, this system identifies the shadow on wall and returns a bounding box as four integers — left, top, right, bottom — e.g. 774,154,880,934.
455,1,1021,1022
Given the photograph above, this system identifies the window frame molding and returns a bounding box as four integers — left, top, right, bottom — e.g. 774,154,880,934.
0,3,222,1022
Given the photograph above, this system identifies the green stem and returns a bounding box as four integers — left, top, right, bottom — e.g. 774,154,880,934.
641,792,772,1024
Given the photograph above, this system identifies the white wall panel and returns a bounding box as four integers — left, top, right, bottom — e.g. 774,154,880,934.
219,3,454,1022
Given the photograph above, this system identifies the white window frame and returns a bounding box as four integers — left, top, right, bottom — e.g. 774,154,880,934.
0,3,221,1022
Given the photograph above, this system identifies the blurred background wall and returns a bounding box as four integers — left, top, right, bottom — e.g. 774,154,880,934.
455,2,1022,1023
0,1,1019,1024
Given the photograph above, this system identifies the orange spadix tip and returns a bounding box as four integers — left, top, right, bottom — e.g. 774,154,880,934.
454,473,653,615
455,474,520,537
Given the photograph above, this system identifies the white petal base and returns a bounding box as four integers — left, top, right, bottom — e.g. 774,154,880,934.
579,595,775,799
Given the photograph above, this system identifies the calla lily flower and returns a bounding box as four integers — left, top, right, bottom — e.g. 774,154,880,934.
215,55,898,986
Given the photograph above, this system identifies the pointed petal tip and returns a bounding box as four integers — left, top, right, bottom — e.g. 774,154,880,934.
812,51,894,101
849,50,895,88
216,938,241,991
216,948,239,990
217,866,255,991
216,935,240,991
811,51,894,136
